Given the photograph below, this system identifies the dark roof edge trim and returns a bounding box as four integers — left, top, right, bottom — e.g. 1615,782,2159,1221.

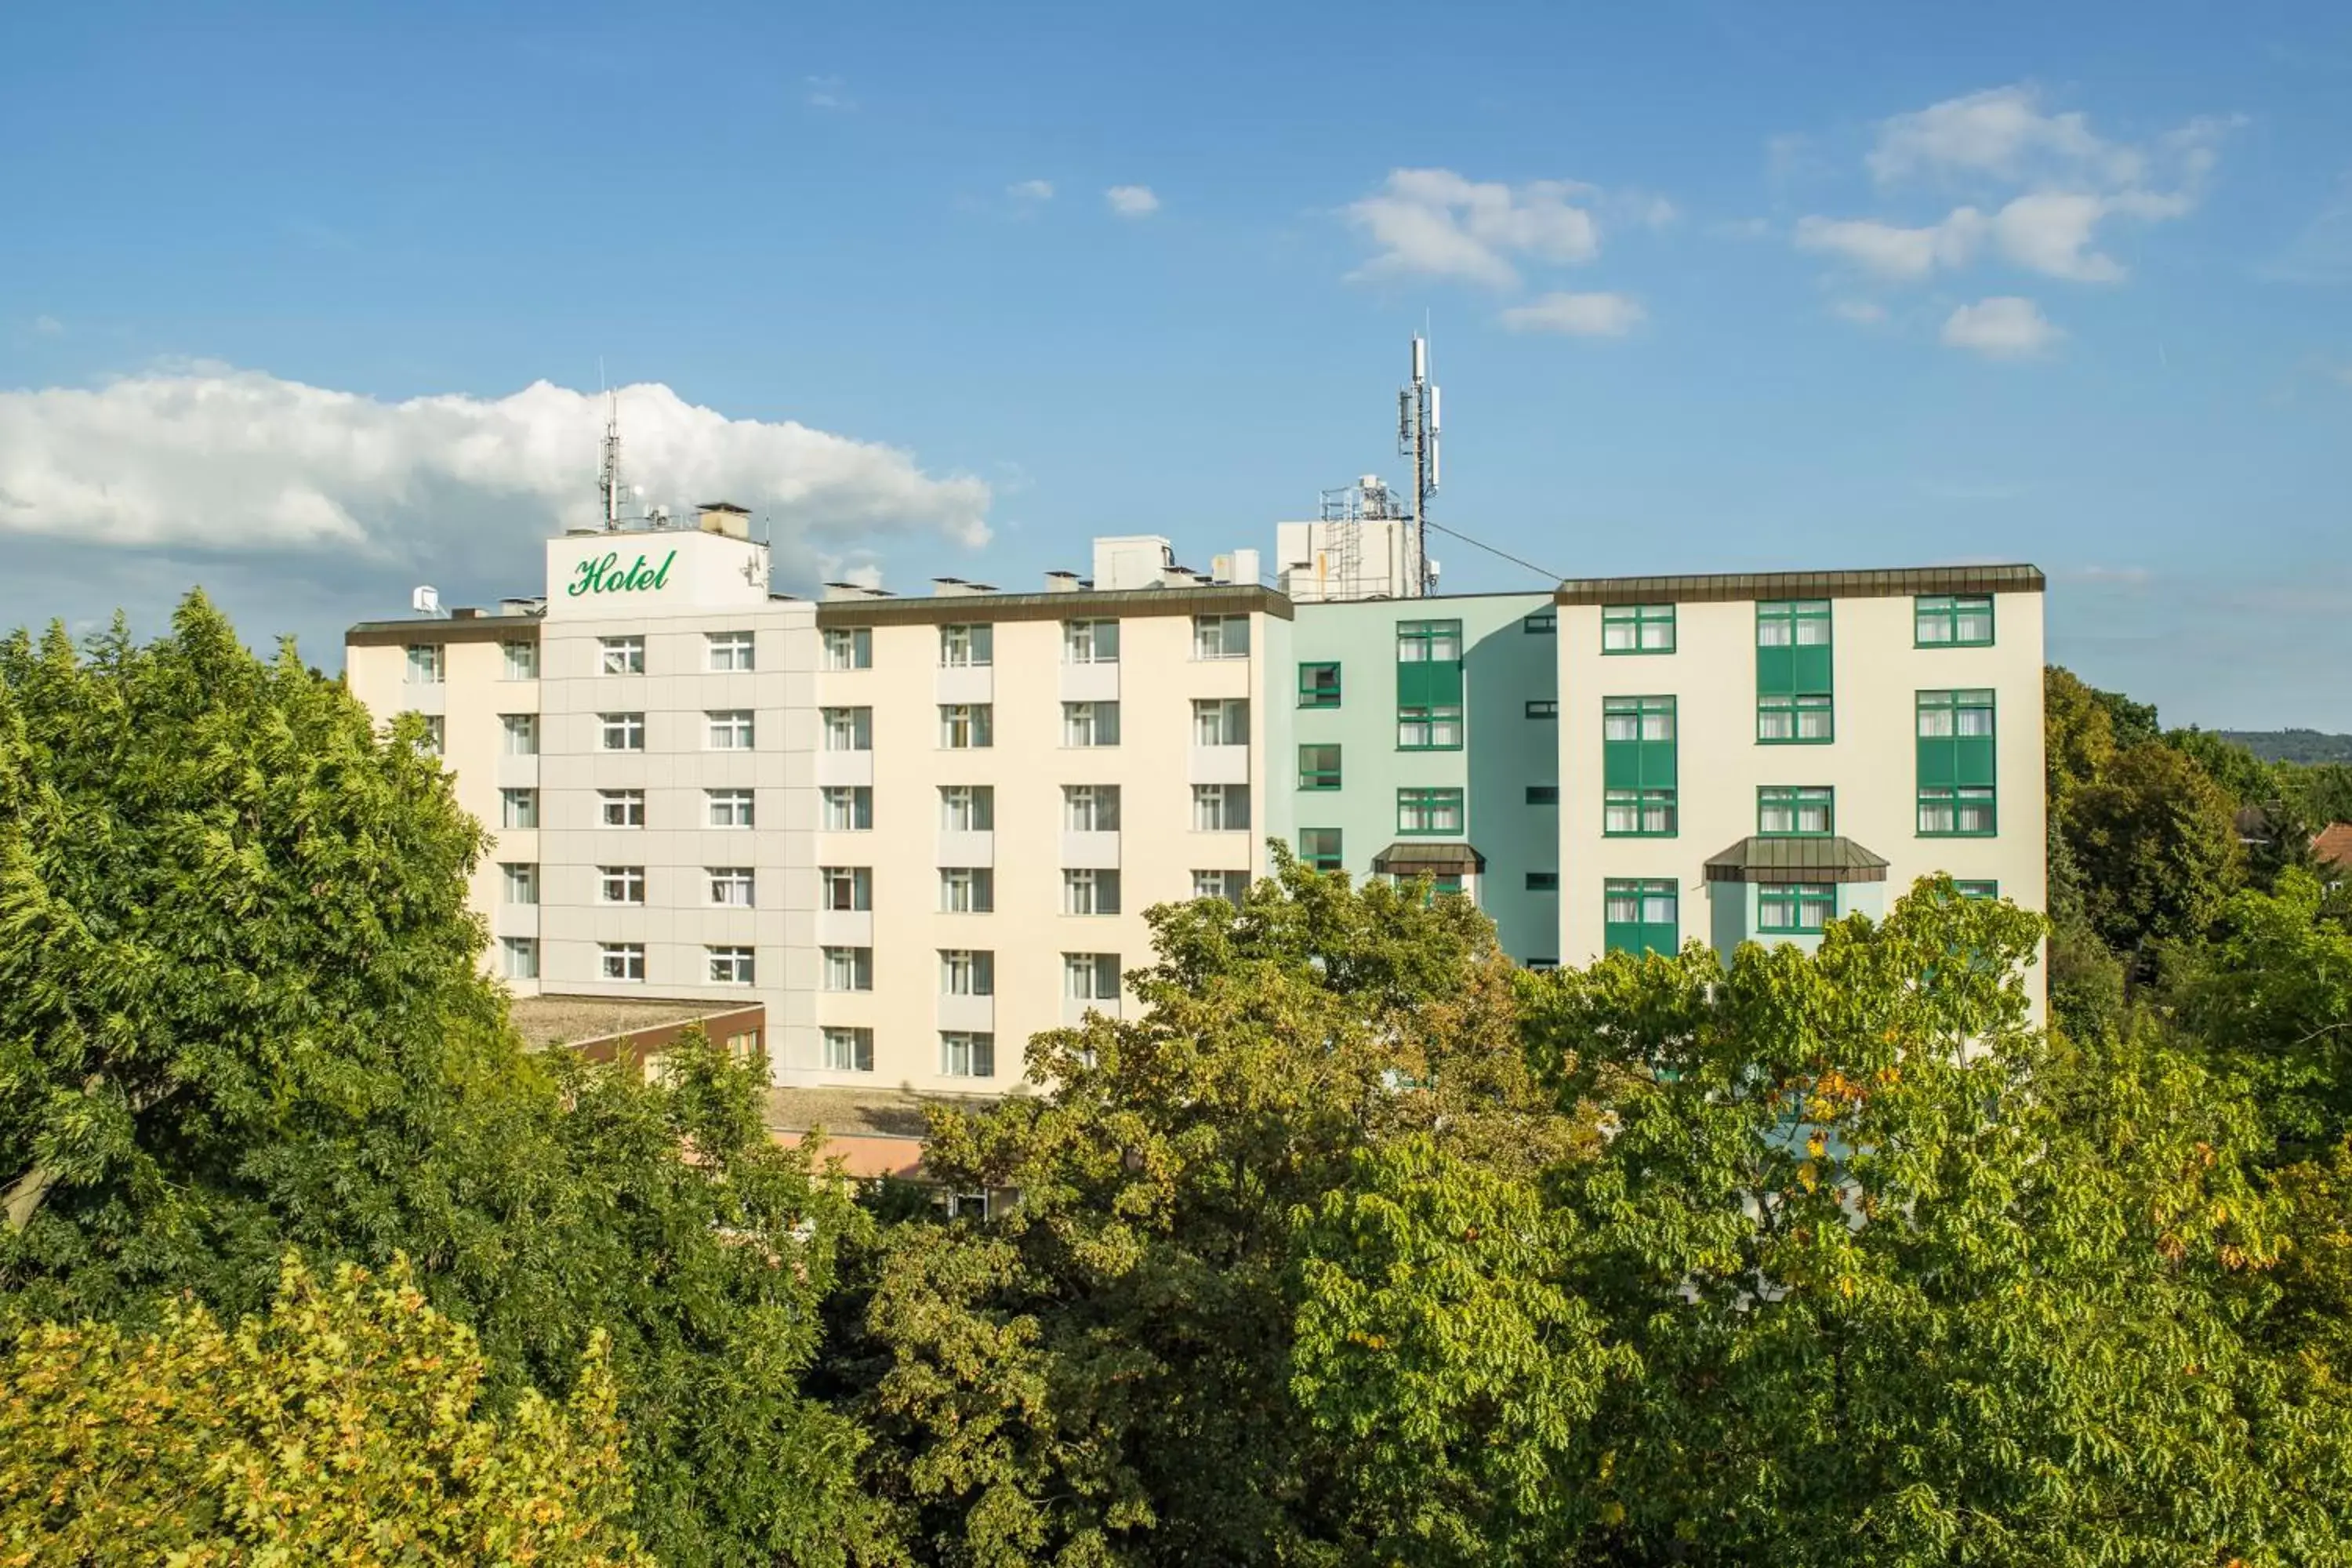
1555,564,2044,607
347,617,542,648
817,583,1294,627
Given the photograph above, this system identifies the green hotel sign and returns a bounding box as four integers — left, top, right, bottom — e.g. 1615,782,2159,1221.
566,549,677,598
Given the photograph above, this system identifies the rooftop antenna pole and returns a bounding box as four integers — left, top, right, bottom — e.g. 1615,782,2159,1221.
1398,332,1440,597
598,388,624,532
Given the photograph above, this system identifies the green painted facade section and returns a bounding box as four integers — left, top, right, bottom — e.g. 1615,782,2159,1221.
1276,592,1560,964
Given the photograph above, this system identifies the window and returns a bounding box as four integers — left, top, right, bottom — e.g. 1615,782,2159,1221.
1523,608,1558,634
1298,744,1341,791
1918,689,1998,835
725,1030,764,1069
1192,870,1249,906
708,710,754,750
1192,698,1249,746
1602,604,1675,654
1603,880,1679,956
1604,790,1677,836
1918,786,1998,837
941,785,995,833
501,713,539,756
501,787,538,829
1298,827,1343,873
1397,706,1464,750
941,949,995,996
1602,696,1677,837
824,946,873,990
597,789,644,827
707,630,756,670
1526,784,1559,806
1064,619,1120,663
1916,593,1994,647
1759,692,1835,743
940,1032,996,1078
416,716,445,757
502,641,537,681
823,866,873,912
823,1027,874,1073
502,862,538,904
1064,868,1121,915
1062,701,1121,747
1298,662,1342,707
601,713,644,751
821,786,873,830
939,703,993,749
599,866,646,905
1192,784,1250,832
1063,785,1121,832
1759,786,1835,837
709,867,756,907
940,867,994,913
1525,699,1559,720
821,706,871,752
709,946,756,985
1759,883,1838,935
599,943,646,982
1193,615,1250,660
940,623,994,667
1398,787,1465,835
1526,871,1560,891
1396,619,1463,662
405,644,445,684
501,936,539,980
1757,599,1831,648
1065,952,1120,1000
1956,880,2000,901
823,626,872,670
599,636,644,675
707,789,754,828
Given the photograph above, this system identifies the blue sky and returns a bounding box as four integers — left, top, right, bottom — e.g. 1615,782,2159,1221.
3,0,2349,725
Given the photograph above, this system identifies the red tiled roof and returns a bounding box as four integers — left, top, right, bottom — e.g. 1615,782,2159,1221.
2313,823,2352,872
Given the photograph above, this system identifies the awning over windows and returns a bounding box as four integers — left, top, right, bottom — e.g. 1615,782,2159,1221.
1703,836,1889,884
1371,841,1487,877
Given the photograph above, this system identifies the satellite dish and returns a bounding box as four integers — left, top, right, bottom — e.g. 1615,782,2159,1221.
412,585,443,615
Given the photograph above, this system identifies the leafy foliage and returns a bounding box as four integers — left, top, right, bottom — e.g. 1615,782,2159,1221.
0,1253,648,1566
2064,741,2245,953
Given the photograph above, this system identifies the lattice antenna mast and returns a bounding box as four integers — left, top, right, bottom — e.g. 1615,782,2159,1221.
597,390,626,532
1397,334,1440,597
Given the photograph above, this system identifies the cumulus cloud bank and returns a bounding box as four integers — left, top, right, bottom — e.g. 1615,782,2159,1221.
1345,169,1602,290
0,367,992,586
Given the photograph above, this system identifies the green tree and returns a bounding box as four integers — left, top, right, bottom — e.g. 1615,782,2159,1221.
826,851,1595,1566
0,599,880,1566
2064,742,2245,956
0,1252,648,1565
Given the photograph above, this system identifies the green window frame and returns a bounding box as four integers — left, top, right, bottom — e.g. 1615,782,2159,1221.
1523,609,1557,634
1602,604,1675,654
1758,786,1834,836
1397,705,1464,750
1918,786,1998,837
1602,695,1676,837
1526,785,1559,805
1604,878,1679,955
1298,743,1342,791
1397,787,1465,836
1955,880,1999,901
1298,661,1342,708
1759,882,1838,935
1396,619,1464,662
1525,699,1559,719
1526,871,1560,891
1604,788,1677,837
1757,601,1833,723
1298,827,1343,873
1758,691,1834,744
1915,593,1995,648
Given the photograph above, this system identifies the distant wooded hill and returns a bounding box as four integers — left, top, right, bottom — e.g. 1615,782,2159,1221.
2220,730,2352,764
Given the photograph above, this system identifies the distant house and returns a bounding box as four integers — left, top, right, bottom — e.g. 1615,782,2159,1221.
2314,823,2352,884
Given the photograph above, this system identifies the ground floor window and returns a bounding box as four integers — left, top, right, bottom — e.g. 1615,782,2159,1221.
1602,879,1677,956
1759,883,1837,934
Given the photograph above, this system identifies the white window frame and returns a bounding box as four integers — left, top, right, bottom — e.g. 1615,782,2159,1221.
940,623,994,668
598,942,645,982
708,866,756,907
502,641,538,681
939,703,993,750
1192,698,1249,747
823,706,873,752
1192,783,1250,832
601,712,645,752
823,946,873,992
1063,619,1120,664
822,866,873,912
1064,952,1120,1000
822,786,873,831
706,630,756,671
1192,869,1248,905
501,936,539,980
1062,868,1121,916
940,949,995,996
405,644,445,684
824,1026,875,1072
1192,615,1250,660
599,788,645,828
822,626,872,670
501,713,539,757
416,715,445,757
940,866,995,914
501,862,538,905
940,785,994,833
708,946,756,985
707,710,755,750
939,1031,996,1078
707,788,755,828
1063,784,1120,833
1062,701,1120,747
599,635,645,675
599,866,647,906
500,787,538,829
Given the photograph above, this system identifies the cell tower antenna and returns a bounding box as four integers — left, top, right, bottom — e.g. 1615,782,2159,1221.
1397,332,1440,597
597,388,624,532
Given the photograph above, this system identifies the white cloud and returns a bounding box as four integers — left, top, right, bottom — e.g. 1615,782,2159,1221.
0,368,991,580
804,75,854,111
1867,85,2140,187
1795,210,1984,278
1105,184,1160,218
1497,292,1646,336
1940,296,2061,359
30,314,64,336
1829,299,1888,325
1345,168,1601,289
1007,179,1054,203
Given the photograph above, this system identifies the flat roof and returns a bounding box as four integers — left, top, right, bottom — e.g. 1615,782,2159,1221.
347,612,540,648
816,582,1292,626
1554,564,2043,606
764,1086,1016,1141
510,993,762,1051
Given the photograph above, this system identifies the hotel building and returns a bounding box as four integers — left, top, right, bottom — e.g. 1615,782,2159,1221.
347,510,2046,1094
